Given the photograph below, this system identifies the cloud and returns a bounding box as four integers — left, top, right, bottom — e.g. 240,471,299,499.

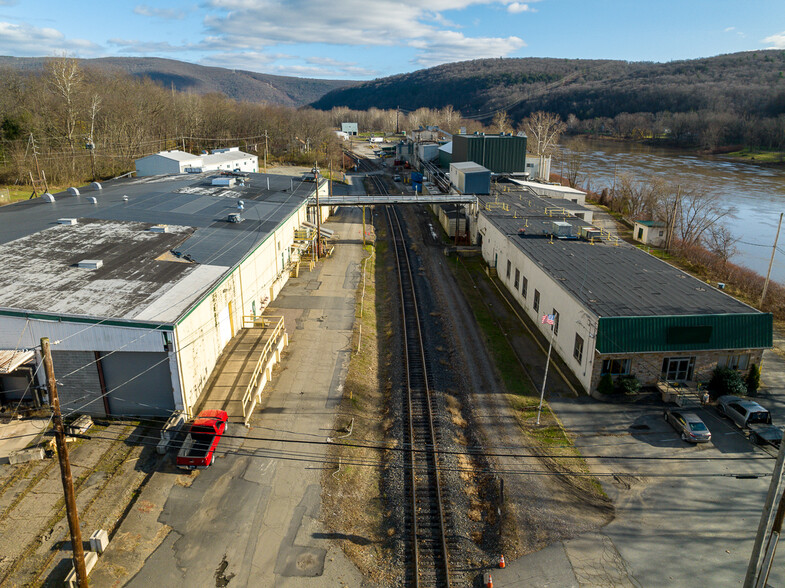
133,5,186,20
108,39,199,53
411,30,525,66
507,2,534,13
0,21,101,56
724,27,735,32
763,31,785,49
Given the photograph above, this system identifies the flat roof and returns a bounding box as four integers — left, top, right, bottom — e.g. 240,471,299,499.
509,179,586,195
451,161,490,173
203,150,256,165
139,150,200,163
481,194,758,318
0,172,313,323
635,220,666,227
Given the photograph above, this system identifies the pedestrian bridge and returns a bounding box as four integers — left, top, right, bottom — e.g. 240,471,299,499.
309,194,478,206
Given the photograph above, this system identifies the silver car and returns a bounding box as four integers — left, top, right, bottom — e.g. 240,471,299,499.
716,395,771,428
664,409,712,443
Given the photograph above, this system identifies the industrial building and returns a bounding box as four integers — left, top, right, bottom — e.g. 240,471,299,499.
0,171,326,417
473,189,772,395
135,147,258,176
633,220,667,247
450,162,491,195
451,132,527,173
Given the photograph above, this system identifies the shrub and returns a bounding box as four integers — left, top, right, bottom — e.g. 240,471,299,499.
746,364,761,396
708,366,747,399
616,375,641,395
598,373,615,395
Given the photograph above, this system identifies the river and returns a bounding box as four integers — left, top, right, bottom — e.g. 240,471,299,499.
556,137,785,284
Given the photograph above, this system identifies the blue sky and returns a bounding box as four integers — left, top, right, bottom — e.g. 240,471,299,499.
0,0,784,79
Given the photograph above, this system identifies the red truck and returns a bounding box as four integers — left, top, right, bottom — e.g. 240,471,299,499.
176,409,228,470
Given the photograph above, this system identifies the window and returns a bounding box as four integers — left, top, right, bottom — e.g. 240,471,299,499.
521,276,528,299
659,230,664,237
661,357,695,382
514,268,520,289
506,260,511,278
601,358,631,376
574,334,584,363
718,354,750,371
533,289,540,312
552,309,559,335
637,228,644,239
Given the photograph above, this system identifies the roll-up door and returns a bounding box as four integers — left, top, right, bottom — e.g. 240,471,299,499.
101,352,174,416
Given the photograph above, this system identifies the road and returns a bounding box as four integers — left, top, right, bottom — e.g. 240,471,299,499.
91,180,370,587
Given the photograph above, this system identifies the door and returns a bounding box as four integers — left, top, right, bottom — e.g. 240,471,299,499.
662,357,695,382
101,352,174,416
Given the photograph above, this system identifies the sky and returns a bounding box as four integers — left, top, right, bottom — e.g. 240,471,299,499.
0,0,784,80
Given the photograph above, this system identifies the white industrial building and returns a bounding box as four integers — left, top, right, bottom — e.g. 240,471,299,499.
0,171,325,417
135,147,258,176
473,190,771,395
508,179,586,204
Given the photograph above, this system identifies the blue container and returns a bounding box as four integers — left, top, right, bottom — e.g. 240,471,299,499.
411,172,423,183
412,182,422,193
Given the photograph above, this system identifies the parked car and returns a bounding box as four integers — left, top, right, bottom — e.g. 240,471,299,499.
176,409,228,470
749,424,784,448
663,409,712,443
716,395,772,428
392,174,402,182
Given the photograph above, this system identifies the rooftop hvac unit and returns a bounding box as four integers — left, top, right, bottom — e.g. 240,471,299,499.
228,213,243,223
149,225,169,233
212,177,236,187
552,221,575,239
579,226,603,241
77,259,103,269
58,218,77,225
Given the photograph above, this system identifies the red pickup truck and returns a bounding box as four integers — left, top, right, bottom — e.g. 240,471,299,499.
176,409,228,470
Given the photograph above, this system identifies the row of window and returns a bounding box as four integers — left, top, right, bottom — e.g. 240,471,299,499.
600,353,752,380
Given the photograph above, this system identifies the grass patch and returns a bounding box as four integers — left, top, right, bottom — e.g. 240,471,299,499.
725,148,785,163
447,254,608,499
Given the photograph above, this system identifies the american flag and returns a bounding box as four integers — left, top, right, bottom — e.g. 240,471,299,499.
541,314,555,325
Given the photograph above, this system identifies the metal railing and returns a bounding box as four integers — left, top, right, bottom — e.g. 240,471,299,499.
240,315,286,424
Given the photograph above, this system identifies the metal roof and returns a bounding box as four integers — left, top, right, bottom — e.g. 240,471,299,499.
138,150,201,163
481,193,761,318
0,349,35,374
202,150,256,166
0,172,312,322
451,162,490,174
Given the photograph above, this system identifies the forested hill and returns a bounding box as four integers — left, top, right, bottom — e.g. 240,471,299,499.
311,51,785,121
0,56,354,107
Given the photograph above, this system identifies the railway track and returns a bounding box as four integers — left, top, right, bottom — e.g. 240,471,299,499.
343,147,377,173
369,175,452,587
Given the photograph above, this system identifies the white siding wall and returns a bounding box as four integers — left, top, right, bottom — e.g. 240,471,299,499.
135,155,192,176
478,214,598,393
173,200,309,414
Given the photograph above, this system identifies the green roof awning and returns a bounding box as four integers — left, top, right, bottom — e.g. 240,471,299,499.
596,313,772,354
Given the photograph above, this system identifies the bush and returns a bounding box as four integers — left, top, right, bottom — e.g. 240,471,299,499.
746,364,761,396
598,373,615,395
708,366,747,399
616,375,641,395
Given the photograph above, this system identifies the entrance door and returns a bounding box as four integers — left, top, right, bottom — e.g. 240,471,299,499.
662,357,695,382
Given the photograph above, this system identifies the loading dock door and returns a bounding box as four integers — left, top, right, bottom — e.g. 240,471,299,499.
101,352,174,416
218,306,232,349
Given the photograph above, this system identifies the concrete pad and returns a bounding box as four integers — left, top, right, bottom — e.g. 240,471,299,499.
492,542,578,587
0,418,48,459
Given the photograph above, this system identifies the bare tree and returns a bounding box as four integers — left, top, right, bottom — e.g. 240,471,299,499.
46,55,83,170
491,110,512,134
706,224,739,265
521,111,566,159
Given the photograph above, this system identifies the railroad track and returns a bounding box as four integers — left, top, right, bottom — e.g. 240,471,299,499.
369,175,452,587
343,147,377,173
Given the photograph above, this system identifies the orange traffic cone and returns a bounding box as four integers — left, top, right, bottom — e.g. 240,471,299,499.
485,572,493,588
499,554,506,568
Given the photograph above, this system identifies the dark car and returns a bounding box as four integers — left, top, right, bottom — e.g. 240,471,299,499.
664,409,712,443
749,424,784,448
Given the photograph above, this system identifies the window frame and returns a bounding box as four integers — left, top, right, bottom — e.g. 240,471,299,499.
533,289,540,312
601,358,631,376
573,334,584,364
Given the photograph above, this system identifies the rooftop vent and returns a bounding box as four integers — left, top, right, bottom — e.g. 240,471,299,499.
87,196,98,204
42,193,55,203
68,187,80,196
149,225,169,233
228,213,243,223
212,177,236,187
57,218,78,225
77,259,103,270
90,182,102,190
122,195,129,202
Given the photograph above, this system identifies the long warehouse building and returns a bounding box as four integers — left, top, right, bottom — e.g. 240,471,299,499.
0,172,326,417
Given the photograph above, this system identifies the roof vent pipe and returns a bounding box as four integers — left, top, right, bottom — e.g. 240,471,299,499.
68,187,80,196
87,196,98,204
90,182,102,190
42,193,55,203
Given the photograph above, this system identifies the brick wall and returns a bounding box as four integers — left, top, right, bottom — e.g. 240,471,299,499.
590,348,765,392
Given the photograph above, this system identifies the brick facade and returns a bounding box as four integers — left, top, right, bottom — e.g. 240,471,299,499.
590,348,765,392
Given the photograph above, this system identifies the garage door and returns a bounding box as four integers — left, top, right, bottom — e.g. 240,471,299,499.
101,352,174,417
218,305,232,348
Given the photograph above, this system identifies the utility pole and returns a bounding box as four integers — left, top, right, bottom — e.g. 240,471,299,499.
396,106,400,135
760,212,783,308
666,185,681,251
264,130,269,173
313,162,321,260
41,337,88,588
28,133,49,195
745,438,785,588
